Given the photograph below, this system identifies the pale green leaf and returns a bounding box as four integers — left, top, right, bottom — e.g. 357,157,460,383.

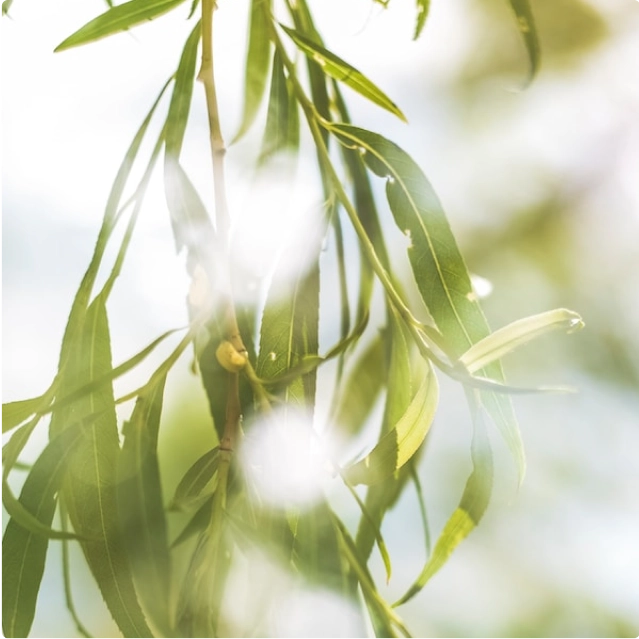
460,308,584,374
1,421,91,638
170,447,220,511
395,400,492,606
54,295,152,637
2,395,48,434
330,123,525,481
55,0,188,51
117,377,172,635
344,359,438,486
2,0,14,17
280,24,406,122
507,0,541,83
233,0,272,142
165,21,201,160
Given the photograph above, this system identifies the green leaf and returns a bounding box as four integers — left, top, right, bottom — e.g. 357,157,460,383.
2,395,49,434
2,423,89,638
344,358,438,486
170,447,220,511
329,123,525,481
165,21,201,160
54,295,152,637
280,24,406,122
2,0,14,17
117,377,172,635
395,399,493,606
233,0,272,142
171,495,213,548
459,308,584,374
259,50,299,163
507,0,541,83
55,0,188,51
413,0,430,40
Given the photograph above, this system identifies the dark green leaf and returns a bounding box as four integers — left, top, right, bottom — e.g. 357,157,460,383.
507,0,541,83
2,421,89,638
171,495,213,548
55,0,188,51
280,24,406,122
170,447,220,511
117,377,172,635
329,123,525,480
233,0,272,142
395,399,493,605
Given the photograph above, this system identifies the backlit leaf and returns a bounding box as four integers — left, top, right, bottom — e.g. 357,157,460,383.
170,447,220,511
2,395,49,434
233,0,272,142
280,24,406,122
329,123,525,481
414,0,431,40
117,377,172,635
55,0,188,51
507,0,541,83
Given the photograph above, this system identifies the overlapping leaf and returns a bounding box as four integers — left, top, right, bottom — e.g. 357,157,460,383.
55,0,188,51
280,24,406,122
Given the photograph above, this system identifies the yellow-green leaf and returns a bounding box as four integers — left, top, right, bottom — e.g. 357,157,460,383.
280,24,406,122
2,395,48,434
55,0,188,51
507,0,541,83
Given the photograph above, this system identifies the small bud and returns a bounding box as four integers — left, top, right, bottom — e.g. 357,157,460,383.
216,340,248,373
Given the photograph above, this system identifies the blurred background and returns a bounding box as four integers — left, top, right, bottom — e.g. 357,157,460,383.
3,0,639,636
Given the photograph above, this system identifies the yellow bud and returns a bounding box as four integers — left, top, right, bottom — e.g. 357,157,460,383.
216,340,248,373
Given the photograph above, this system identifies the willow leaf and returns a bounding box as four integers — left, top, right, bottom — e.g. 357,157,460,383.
414,0,431,40
1,422,92,638
117,377,171,635
233,0,272,142
507,0,541,83
259,50,299,164
170,447,220,511
395,402,493,606
280,24,406,122
330,123,525,480
460,308,584,374
165,21,201,160
171,495,213,548
2,395,49,434
56,295,152,637
55,0,188,51
344,358,438,486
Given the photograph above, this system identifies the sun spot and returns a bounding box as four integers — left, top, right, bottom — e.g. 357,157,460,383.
269,352,277,362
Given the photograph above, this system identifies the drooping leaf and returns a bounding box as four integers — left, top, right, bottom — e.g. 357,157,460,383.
55,0,188,51
344,360,438,486
413,0,431,40
507,0,541,83
459,308,584,374
395,398,493,606
259,50,299,164
280,24,406,122
329,123,525,481
233,0,273,142
117,377,172,635
2,422,88,638
170,447,220,511
53,294,152,637
2,394,50,434
165,21,201,160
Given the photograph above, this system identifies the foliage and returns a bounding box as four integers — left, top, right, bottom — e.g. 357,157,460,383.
2,0,583,637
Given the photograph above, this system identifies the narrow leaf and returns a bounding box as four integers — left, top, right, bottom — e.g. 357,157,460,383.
117,377,172,635
2,395,49,434
330,123,525,481
460,308,584,374
2,423,88,638
413,0,431,40
507,0,541,84
344,360,438,486
233,0,272,142
280,24,406,122
395,401,493,606
170,447,220,511
55,0,188,51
